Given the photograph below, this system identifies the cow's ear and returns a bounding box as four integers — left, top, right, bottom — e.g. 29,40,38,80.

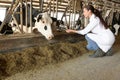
33,18,36,23
0,21,2,25
34,17,37,20
33,17,37,23
37,15,42,22
27,4,30,7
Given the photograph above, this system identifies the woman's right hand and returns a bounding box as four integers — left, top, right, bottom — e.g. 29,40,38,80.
66,29,76,33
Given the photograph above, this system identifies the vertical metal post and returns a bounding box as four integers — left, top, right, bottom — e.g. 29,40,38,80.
30,0,33,32
68,0,72,29
73,0,77,29
110,3,115,26
56,0,58,18
40,0,44,11
49,1,51,16
52,0,55,17
20,0,23,33
69,6,71,28
25,0,28,33
70,1,74,29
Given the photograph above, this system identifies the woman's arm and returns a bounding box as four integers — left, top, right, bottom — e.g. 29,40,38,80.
66,16,99,35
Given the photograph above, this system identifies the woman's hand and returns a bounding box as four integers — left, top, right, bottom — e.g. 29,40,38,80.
65,29,76,33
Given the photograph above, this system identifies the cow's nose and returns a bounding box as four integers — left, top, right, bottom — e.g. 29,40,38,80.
48,36,52,40
48,35,54,40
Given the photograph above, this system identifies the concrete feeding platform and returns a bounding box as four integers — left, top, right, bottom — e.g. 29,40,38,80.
0,32,85,53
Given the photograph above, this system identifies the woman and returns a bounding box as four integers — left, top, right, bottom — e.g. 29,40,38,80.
66,5,115,58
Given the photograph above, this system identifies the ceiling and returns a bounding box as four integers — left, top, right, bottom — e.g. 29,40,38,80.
0,0,120,12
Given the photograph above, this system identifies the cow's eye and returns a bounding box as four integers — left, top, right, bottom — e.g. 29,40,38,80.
42,21,45,23
44,26,47,30
13,24,17,26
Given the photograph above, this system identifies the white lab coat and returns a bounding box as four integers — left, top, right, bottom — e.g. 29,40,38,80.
77,14,115,52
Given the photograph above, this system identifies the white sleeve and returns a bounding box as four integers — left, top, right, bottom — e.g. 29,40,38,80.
76,19,98,35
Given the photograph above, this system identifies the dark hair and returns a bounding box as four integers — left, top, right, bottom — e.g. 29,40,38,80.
84,5,108,29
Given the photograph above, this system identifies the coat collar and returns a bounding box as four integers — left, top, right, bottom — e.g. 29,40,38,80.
90,14,96,22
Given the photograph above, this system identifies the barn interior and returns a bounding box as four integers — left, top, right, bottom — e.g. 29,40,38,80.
0,0,120,80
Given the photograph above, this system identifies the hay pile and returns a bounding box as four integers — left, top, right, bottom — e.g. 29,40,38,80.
0,40,87,79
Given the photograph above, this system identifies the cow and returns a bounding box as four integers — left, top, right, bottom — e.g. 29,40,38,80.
33,12,54,40
56,20,68,31
112,12,120,36
74,18,81,30
0,21,13,35
113,24,120,36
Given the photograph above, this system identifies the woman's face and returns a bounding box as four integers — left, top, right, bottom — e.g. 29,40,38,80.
83,8,90,18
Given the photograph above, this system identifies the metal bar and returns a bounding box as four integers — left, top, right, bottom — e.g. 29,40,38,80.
40,0,44,11
25,0,28,32
56,0,58,18
12,15,23,33
73,0,77,28
20,0,23,33
49,1,51,16
69,2,71,28
52,0,55,17
30,0,33,32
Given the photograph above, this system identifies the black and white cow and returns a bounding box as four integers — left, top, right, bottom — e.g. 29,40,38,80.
74,18,81,30
56,20,67,31
112,12,120,36
33,12,54,40
113,24,120,36
34,14,68,39
105,10,120,36
0,21,13,35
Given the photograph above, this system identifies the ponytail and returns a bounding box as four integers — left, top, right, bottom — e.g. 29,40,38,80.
84,5,108,29
93,9,108,29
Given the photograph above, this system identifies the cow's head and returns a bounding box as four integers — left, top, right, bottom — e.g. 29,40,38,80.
34,12,54,40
